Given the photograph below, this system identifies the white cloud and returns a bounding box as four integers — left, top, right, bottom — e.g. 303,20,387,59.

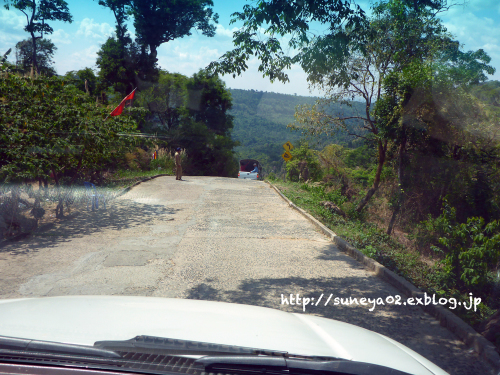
222,62,321,97
215,24,239,38
51,29,72,45
54,45,100,75
440,10,500,79
461,0,500,13
76,18,113,41
0,9,27,56
0,9,25,32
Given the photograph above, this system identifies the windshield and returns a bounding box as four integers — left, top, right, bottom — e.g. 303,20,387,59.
0,1,499,375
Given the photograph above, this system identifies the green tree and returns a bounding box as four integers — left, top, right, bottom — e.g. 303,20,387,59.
289,0,494,214
128,0,218,70
15,38,57,76
94,0,147,91
63,67,98,96
134,70,238,176
286,143,322,182
94,0,130,46
95,0,218,83
134,70,188,132
207,0,449,83
3,0,72,75
96,36,139,97
181,71,238,177
0,74,145,186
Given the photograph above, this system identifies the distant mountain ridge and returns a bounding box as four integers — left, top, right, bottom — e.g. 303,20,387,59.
228,88,366,173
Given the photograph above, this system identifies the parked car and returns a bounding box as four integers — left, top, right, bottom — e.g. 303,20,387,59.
0,296,448,375
238,159,261,180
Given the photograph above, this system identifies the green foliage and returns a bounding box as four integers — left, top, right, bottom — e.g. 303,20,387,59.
343,145,376,169
0,74,145,184
421,201,500,292
134,70,188,131
126,0,217,76
15,38,57,76
63,68,97,95
207,0,368,83
286,143,322,182
4,0,72,75
134,70,238,177
470,80,500,117
96,36,139,97
301,183,347,207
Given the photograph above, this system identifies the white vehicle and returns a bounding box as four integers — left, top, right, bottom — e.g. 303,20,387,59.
0,296,449,375
238,159,261,180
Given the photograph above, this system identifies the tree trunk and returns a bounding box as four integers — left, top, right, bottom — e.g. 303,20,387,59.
356,139,387,212
70,146,86,185
30,33,38,76
387,128,406,235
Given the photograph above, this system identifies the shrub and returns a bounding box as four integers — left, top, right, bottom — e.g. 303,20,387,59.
286,143,323,182
150,147,176,173
422,201,500,292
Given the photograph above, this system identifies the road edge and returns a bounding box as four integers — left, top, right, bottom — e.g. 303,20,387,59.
116,174,171,197
266,181,500,372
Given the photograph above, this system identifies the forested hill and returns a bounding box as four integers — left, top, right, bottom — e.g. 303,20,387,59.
228,88,366,173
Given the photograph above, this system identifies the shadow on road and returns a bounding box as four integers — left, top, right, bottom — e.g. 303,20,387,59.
183,275,482,375
0,198,181,254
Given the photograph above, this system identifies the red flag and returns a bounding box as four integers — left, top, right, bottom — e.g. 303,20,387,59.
107,88,136,118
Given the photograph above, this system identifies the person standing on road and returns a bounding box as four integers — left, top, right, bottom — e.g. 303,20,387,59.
175,147,183,181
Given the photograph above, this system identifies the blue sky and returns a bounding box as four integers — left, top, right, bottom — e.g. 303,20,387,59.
1,0,500,96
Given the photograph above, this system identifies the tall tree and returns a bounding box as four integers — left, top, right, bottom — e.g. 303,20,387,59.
3,0,72,75
129,0,218,68
134,70,188,131
94,0,130,46
15,38,57,76
183,71,238,177
96,36,139,97
207,0,453,83
289,0,493,213
95,0,218,84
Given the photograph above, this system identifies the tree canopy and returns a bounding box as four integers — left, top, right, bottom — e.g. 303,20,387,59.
206,0,454,83
0,74,144,185
289,0,495,214
3,0,72,75
95,0,218,84
15,38,57,76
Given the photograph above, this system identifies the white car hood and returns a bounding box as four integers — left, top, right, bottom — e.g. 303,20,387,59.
0,296,447,375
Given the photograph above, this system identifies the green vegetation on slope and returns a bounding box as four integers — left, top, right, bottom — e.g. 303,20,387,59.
229,88,367,175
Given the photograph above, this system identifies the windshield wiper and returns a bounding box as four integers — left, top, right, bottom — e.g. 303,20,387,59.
196,356,414,375
0,335,120,358
95,335,294,357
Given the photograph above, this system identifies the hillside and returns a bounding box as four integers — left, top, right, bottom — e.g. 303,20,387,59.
228,89,366,174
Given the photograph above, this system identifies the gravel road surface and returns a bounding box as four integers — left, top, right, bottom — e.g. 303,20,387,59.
0,176,495,375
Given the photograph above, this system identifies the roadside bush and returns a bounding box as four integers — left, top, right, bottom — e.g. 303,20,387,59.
150,147,176,173
124,148,151,170
286,143,322,182
266,172,277,181
421,201,500,293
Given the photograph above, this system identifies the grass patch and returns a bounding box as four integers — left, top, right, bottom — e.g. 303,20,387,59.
271,180,500,328
271,180,445,296
100,168,174,190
